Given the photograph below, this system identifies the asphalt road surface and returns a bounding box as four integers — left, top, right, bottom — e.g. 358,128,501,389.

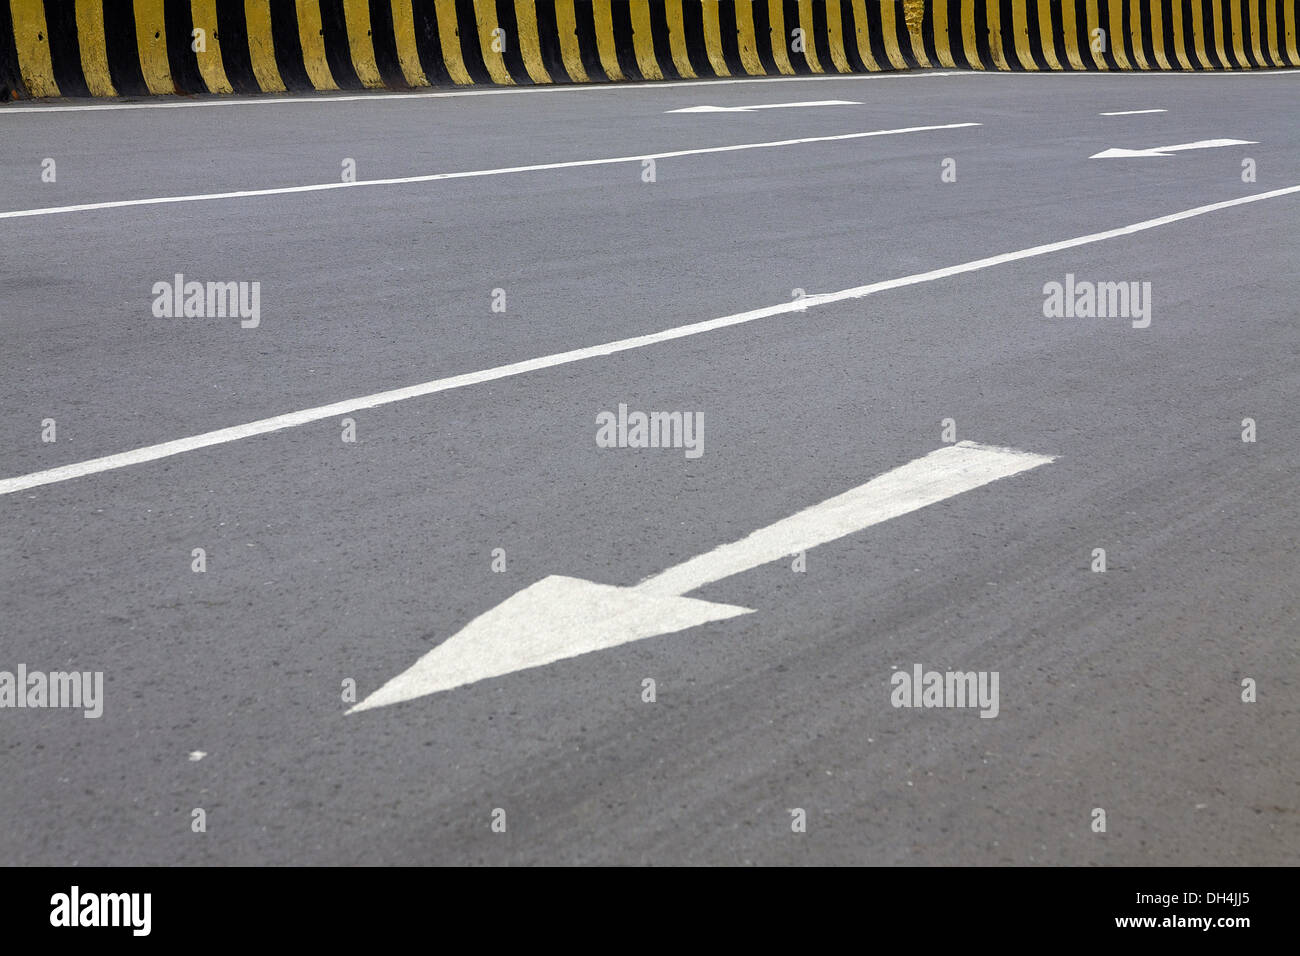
1,69,1297,866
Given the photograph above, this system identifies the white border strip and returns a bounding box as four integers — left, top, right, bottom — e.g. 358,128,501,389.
4,183,1297,498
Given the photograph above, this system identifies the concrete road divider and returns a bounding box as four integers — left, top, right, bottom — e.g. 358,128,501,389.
2,1,1298,101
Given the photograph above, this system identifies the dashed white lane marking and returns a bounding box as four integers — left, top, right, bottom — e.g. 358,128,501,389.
2,183,1298,498
0,122,979,220
666,100,861,113
1099,108,1168,115
350,441,1054,711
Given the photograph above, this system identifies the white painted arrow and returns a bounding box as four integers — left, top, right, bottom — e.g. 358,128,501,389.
348,441,1054,713
666,100,861,113
1090,138,1256,158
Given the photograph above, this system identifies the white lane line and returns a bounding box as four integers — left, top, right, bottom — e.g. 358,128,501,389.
0,122,979,221
1099,108,1167,115
0,71,973,115
666,99,861,113
350,441,1053,711
3,183,1298,498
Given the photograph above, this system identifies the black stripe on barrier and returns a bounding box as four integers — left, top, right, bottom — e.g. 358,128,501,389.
917,0,942,68
645,0,679,80
570,0,609,81
851,0,890,70
1245,0,1268,67
1156,0,1179,67
716,0,744,74
1100,0,1131,71
970,0,994,69
452,0,492,82
43,0,89,97
809,0,833,72
367,0,408,87
1019,0,1051,70
492,0,533,83
530,0,566,81
778,0,808,72
742,0,776,74
950,0,975,69
1090,0,1121,69
0,0,23,99
213,1,261,94
676,0,710,76
1277,0,1297,65
1194,0,1224,68
318,0,363,88
161,0,204,95
268,2,313,90
834,0,867,71
409,0,449,84
608,0,642,80
102,1,150,95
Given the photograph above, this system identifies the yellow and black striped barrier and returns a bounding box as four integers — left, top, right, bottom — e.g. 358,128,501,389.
2,1,1298,101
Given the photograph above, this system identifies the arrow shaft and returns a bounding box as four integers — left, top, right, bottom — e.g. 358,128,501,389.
634,442,1053,597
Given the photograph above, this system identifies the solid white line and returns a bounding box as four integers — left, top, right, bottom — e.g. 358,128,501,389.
0,71,972,115
666,99,861,113
0,122,979,220
3,183,1298,497
1099,108,1167,115
636,442,1054,597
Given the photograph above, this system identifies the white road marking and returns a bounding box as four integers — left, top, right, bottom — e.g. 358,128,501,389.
348,441,1053,711
188,751,206,761
0,122,978,221
0,72,972,115
666,100,860,113
1099,108,1167,115
2,183,1298,498
1092,137,1257,158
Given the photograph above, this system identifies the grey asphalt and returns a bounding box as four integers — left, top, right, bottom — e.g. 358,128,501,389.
1,70,1297,865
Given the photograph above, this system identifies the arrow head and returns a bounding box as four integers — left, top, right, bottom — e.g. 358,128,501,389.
348,575,752,712
1090,147,1169,158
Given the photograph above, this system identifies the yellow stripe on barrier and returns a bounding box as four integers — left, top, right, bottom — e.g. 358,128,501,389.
901,0,931,67
932,0,957,68
1211,0,1232,67
1248,0,1268,65
1060,0,1088,69
1105,0,1130,69
1010,0,1038,69
1126,0,1150,68
389,0,430,86
628,0,663,80
878,0,909,70
189,0,233,93
1264,0,1281,64
1229,0,1250,66
1188,0,1211,68
732,0,766,74
297,0,340,89
74,0,116,96
849,0,884,71
959,0,984,70
472,0,513,84
553,0,589,82
985,0,1011,69
1286,0,1300,64
766,0,795,75
1170,0,1193,68
699,1,730,76
341,0,384,87
824,0,852,72
592,0,625,80
133,0,174,94
244,1,286,92
1083,0,1107,69
664,0,696,78
1149,0,1173,69
9,0,58,96
1036,0,1063,69
798,0,825,72
512,0,551,82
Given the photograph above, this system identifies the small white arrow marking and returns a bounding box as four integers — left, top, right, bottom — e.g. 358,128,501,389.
349,441,1054,712
1091,138,1256,158
667,100,861,113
